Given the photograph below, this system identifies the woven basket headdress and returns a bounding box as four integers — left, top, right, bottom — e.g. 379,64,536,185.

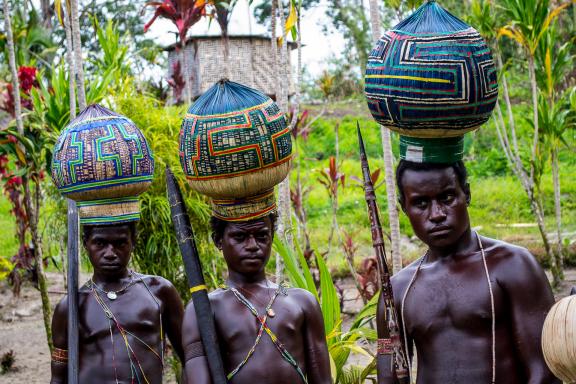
179,80,292,221
51,104,154,225
365,0,498,142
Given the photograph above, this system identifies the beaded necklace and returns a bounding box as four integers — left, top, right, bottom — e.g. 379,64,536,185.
225,284,308,383
87,272,164,384
400,232,495,384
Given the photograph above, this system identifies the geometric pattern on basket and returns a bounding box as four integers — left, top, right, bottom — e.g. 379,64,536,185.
179,99,292,181
365,28,498,138
52,116,154,198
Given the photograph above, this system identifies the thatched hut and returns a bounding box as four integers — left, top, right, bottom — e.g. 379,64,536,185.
164,35,296,102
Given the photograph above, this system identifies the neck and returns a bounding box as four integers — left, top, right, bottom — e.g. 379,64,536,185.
92,268,131,286
226,270,268,288
426,227,477,262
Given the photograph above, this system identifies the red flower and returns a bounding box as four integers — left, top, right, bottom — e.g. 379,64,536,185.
7,135,17,143
18,67,38,93
7,176,22,186
144,0,212,44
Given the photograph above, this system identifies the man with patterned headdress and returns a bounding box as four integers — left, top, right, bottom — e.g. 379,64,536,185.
49,105,185,383
376,137,558,383
179,80,331,384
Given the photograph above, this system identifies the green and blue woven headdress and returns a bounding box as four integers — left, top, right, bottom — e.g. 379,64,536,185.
179,80,292,221
51,104,154,225
365,0,498,144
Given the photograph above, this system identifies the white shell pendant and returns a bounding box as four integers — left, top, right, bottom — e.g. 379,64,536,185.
107,291,118,300
267,308,275,318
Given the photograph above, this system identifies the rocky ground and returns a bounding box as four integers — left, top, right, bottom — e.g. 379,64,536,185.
0,269,575,383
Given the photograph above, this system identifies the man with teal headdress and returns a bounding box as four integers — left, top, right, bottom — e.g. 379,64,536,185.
49,105,185,383
377,136,558,383
364,1,559,382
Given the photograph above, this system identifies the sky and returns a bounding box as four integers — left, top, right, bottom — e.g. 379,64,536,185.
144,0,347,77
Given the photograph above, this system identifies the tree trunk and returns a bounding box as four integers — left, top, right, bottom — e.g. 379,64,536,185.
551,145,564,280
64,2,77,118
527,55,539,182
40,0,53,30
69,0,87,110
368,0,403,273
4,0,53,351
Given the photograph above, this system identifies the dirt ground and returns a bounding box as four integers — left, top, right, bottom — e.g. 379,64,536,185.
0,269,575,383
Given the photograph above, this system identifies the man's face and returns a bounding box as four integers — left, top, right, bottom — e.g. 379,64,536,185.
84,225,134,276
216,217,273,276
400,167,470,249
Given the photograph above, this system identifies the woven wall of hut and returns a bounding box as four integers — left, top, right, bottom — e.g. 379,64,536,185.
166,36,294,102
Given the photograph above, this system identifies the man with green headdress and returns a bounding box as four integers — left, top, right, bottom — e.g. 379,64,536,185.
376,136,558,383
179,80,332,384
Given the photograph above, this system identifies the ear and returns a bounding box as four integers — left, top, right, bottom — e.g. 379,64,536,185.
464,183,471,206
212,232,223,250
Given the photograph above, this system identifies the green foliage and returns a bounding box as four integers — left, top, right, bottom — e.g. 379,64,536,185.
114,94,221,300
274,238,377,383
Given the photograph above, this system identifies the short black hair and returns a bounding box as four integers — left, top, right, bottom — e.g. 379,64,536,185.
210,212,278,245
396,160,469,206
82,222,137,244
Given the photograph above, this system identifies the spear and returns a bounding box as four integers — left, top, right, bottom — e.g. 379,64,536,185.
357,123,410,383
67,199,79,384
165,166,228,384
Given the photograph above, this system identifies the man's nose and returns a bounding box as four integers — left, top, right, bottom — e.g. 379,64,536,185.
245,235,259,250
429,201,447,222
103,244,117,258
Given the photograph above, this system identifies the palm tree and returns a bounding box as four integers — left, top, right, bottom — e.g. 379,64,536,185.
367,0,403,273
3,0,53,350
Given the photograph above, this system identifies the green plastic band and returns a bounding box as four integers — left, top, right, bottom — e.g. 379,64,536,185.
399,135,464,163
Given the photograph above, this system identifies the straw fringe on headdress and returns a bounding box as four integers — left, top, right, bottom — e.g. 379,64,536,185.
180,80,292,221
51,104,154,225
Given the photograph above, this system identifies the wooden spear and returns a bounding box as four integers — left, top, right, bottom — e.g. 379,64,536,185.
357,123,410,383
165,166,228,384
67,200,79,383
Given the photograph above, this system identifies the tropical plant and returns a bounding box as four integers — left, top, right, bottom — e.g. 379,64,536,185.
144,0,213,103
318,156,345,253
273,237,378,383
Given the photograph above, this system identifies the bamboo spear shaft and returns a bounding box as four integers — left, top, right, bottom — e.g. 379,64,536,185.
165,166,228,384
357,123,410,383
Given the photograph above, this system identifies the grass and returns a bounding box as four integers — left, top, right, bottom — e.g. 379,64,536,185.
0,197,18,258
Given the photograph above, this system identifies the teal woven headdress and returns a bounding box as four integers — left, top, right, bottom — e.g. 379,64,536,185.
365,0,498,139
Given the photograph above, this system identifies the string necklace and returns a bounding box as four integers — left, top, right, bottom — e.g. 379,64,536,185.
230,280,276,317
90,270,136,300
87,273,164,384
400,232,495,384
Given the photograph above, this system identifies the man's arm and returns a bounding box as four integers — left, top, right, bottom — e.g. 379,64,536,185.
159,280,185,364
299,290,332,384
182,300,212,384
502,248,560,384
50,298,68,384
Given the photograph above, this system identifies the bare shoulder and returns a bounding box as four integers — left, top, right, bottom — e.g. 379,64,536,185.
481,236,549,286
391,257,425,295
286,287,320,309
136,273,182,303
53,295,68,320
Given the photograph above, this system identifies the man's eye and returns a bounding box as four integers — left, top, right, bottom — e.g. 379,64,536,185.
442,194,455,203
414,200,427,209
256,234,269,241
233,235,245,241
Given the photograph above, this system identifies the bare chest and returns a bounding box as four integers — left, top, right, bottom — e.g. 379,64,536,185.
402,262,504,338
79,285,163,342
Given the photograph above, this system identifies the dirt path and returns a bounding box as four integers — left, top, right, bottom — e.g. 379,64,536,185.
0,270,575,383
